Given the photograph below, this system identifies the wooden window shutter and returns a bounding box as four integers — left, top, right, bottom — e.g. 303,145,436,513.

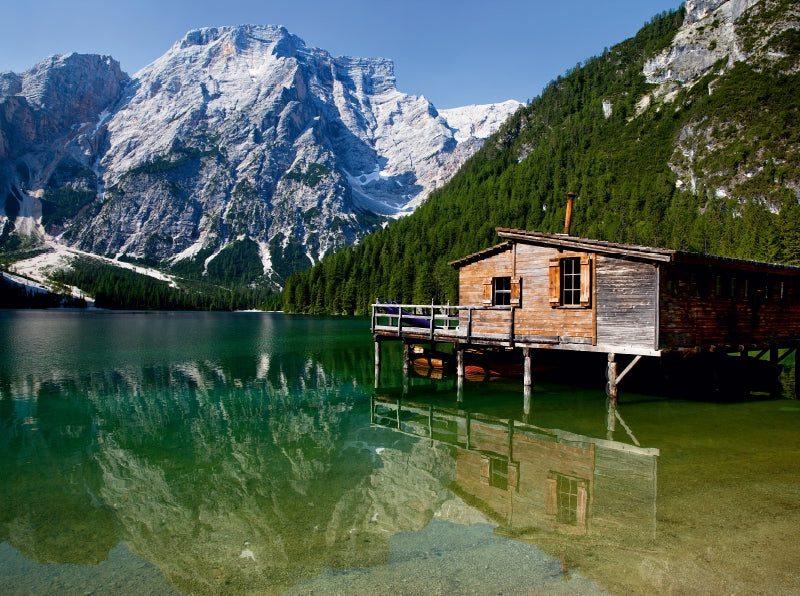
482,278,492,305
508,461,519,491
579,254,591,307
480,456,490,484
576,480,588,527
548,259,560,305
545,475,557,515
510,277,521,306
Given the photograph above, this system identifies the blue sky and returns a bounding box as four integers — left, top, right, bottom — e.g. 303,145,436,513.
3,0,682,108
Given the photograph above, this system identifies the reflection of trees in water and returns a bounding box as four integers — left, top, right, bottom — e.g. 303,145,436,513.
0,378,119,565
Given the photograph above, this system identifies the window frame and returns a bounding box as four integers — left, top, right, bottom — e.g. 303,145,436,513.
483,276,522,307
546,471,589,528
549,252,592,308
494,276,511,306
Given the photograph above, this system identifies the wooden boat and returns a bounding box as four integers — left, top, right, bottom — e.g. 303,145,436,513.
463,348,524,379
412,346,452,370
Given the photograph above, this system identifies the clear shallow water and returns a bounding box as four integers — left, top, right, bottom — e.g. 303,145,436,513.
0,310,798,595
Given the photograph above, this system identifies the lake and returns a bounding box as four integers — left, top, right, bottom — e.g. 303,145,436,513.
1,310,798,595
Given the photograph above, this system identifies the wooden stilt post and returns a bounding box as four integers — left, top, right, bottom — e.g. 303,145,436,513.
403,341,412,374
523,384,531,419
374,339,382,389
770,344,779,398
606,353,618,406
795,347,799,400
606,398,616,441
523,347,533,388
456,345,465,404
456,348,465,379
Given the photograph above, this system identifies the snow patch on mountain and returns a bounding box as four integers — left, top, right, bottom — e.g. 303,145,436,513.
1,25,520,286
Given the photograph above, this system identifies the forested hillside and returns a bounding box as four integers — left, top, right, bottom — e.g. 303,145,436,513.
283,2,800,314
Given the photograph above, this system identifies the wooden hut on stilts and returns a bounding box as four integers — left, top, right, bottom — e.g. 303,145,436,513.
372,197,800,404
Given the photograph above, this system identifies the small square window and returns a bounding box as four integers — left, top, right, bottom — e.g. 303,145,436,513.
489,458,508,490
493,276,511,306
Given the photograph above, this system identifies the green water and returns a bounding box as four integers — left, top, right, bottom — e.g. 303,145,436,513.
0,310,798,595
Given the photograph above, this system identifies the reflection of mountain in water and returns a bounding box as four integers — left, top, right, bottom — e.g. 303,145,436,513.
0,345,459,594
372,394,659,542
92,360,458,594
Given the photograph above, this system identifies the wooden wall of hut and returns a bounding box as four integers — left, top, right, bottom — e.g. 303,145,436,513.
659,262,800,350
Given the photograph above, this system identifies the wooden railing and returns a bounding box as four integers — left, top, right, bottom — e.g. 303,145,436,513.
371,302,460,339
371,302,514,343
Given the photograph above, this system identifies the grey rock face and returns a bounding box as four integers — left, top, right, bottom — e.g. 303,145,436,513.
641,0,799,209
1,25,519,285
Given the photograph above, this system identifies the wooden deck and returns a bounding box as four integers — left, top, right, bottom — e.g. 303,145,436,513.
371,302,798,401
371,302,656,354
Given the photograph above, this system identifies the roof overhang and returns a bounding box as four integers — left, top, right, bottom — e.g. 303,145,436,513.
449,241,513,269
449,228,800,275
496,228,675,262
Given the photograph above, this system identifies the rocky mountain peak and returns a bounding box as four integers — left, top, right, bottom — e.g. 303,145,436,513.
1,25,520,288
0,53,128,149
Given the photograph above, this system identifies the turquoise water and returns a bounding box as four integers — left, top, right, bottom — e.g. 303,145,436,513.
0,310,798,595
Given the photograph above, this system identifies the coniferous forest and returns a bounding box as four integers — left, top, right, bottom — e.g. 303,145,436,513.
47,256,282,311
283,5,800,314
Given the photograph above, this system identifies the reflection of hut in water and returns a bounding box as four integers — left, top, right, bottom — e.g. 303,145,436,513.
372,395,658,540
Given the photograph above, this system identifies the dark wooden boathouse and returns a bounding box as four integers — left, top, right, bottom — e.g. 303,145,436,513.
372,228,800,401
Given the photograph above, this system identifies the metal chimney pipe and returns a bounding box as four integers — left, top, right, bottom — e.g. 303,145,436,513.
564,192,575,235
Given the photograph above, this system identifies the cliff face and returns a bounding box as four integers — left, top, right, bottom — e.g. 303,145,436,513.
641,0,799,204
0,25,519,285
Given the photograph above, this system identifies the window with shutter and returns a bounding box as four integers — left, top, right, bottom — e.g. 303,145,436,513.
580,254,591,307
549,254,592,308
547,471,589,528
561,257,581,305
490,276,512,306
510,277,521,306
549,259,560,305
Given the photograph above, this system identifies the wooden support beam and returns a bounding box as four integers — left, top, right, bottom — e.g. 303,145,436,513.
770,344,780,398
523,384,532,418
374,340,382,389
775,348,794,365
615,408,641,446
403,341,413,373
606,353,618,406
615,355,643,385
606,400,616,441
523,347,533,388
796,348,799,400
456,348,465,379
